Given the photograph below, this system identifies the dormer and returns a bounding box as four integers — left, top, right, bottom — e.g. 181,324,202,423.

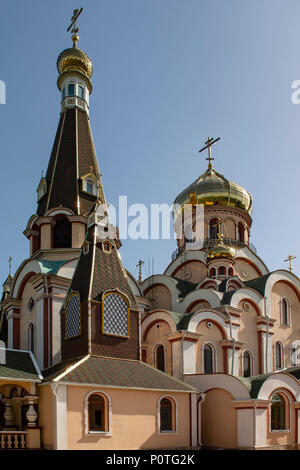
37,177,47,202
80,170,99,198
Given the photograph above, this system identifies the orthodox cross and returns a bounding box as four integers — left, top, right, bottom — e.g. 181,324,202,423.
8,256,13,276
199,136,220,169
136,259,144,284
284,254,296,273
67,8,83,46
212,218,224,241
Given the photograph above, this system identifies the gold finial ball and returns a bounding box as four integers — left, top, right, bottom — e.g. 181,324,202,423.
206,243,236,261
57,46,93,80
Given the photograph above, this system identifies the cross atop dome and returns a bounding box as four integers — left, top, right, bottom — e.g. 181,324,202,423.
67,8,83,48
199,136,220,169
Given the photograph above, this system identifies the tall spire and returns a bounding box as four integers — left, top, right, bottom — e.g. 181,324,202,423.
35,17,103,218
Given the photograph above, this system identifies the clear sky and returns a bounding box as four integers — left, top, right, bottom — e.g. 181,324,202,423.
0,0,299,284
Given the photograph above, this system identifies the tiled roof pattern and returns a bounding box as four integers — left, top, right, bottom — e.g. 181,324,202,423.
0,350,41,381
47,355,198,392
37,108,102,216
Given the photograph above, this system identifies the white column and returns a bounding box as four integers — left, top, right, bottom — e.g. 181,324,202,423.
253,406,267,448
236,408,253,448
36,299,44,369
52,384,67,450
52,299,63,365
190,393,198,447
227,348,239,376
183,341,196,374
261,332,273,373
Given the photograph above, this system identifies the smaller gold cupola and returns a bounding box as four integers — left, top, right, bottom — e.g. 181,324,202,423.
206,233,236,262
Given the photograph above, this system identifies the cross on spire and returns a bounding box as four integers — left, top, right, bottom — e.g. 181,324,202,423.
67,8,83,47
284,254,296,273
8,256,13,276
199,136,220,169
136,259,144,284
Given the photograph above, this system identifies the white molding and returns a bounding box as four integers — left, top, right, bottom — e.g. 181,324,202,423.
51,384,68,450
84,389,112,437
157,394,178,435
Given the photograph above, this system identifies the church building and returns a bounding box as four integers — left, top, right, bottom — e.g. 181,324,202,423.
0,11,299,450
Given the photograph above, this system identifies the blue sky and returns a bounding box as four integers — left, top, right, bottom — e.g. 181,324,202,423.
0,0,299,283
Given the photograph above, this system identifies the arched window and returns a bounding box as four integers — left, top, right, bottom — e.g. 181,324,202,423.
218,266,226,277
237,223,244,243
209,218,219,239
65,292,81,338
53,216,72,248
204,344,214,373
68,83,75,96
243,351,252,377
78,85,85,99
271,393,287,430
28,323,35,354
228,267,234,277
88,393,109,432
281,298,289,325
275,342,283,370
159,397,176,432
209,267,216,278
103,292,129,337
155,345,165,372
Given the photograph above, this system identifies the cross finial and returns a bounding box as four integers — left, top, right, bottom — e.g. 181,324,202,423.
136,259,144,284
284,254,296,273
199,136,220,169
67,8,83,48
8,256,13,276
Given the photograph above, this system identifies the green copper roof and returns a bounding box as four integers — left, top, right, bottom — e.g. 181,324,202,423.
238,366,300,398
244,273,272,296
37,260,68,275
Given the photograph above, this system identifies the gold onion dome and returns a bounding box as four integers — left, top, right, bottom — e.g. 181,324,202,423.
206,236,236,261
173,167,252,218
57,44,93,81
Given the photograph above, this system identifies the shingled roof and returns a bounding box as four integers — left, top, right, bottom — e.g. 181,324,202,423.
37,108,104,216
43,354,198,393
0,349,42,382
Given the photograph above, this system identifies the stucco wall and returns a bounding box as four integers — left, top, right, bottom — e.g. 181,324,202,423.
38,384,54,449
66,386,191,450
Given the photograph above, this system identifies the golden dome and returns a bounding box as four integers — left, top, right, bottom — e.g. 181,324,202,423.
206,238,236,261
174,167,252,219
57,46,93,80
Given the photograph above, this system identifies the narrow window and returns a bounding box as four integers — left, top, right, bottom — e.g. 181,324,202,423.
275,342,283,370
209,218,219,239
243,351,251,377
78,85,85,99
238,223,245,243
271,393,286,430
228,267,234,277
103,293,129,337
204,344,214,373
86,179,94,194
156,345,165,372
62,87,66,99
282,298,289,325
68,83,75,96
53,217,72,248
28,323,34,354
160,398,173,432
88,394,106,432
65,293,81,338
209,267,216,278
218,266,226,277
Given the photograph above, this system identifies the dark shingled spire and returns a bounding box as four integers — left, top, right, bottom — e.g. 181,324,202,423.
37,108,104,216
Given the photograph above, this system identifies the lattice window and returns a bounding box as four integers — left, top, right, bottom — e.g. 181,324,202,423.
65,293,81,338
103,293,129,337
